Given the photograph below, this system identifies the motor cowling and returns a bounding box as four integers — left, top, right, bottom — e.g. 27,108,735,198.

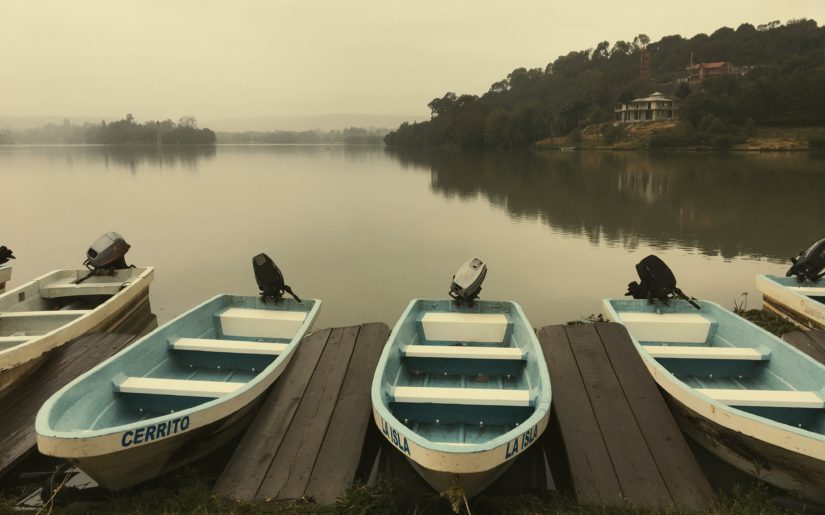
449,257,487,307
84,232,130,271
626,255,700,309
253,253,301,302
0,246,14,265
786,237,825,282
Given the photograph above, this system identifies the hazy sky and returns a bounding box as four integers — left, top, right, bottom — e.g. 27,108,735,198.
2,1,824,122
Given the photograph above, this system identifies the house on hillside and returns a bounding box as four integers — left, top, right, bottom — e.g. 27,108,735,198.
614,92,677,123
686,61,736,84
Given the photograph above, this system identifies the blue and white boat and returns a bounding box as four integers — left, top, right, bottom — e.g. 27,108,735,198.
603,298,825,503
371,259,551,500
757,275,825,330
37,256,320,490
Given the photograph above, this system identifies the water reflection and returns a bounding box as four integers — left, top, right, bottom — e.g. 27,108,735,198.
0,145,216,174
385,148,825,261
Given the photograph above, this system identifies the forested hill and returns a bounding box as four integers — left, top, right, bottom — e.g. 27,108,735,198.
384,19,825,149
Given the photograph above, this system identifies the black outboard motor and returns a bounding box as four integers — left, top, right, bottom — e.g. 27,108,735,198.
0,246,14,265
76,232,132,284
253,253,301,303
626,255,700,310
449,257,487,307
786,237,825,283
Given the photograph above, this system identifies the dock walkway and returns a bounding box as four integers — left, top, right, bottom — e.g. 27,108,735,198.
0,300,156,478
782,330,825,364
538,322,716,511
216,323,389,503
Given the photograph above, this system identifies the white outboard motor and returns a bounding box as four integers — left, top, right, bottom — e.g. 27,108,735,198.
449,257,487,307
76,232,132,284
786,237,825,283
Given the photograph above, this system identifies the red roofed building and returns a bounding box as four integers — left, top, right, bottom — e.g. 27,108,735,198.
687,62,736,84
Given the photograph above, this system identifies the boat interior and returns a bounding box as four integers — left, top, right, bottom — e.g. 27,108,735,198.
45,296,316,432
0,269,148,352
768,275,825,304
378,300,543,446
607,299,825,434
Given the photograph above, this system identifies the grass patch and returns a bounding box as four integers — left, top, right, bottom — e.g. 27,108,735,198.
738,309,798,337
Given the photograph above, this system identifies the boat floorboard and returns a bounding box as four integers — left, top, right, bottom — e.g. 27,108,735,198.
538,322,716,511
0,299,156,478
782,330,825,364
215,322,390,504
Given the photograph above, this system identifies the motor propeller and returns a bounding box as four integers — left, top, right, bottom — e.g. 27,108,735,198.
786,237,825,283
626,255,700,310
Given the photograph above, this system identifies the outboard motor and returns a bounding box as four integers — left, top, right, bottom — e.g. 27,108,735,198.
76,232,132,284
253,253,301,303
0,246,14,265
626,255,700,310
449,257,487,307
786,237,825,283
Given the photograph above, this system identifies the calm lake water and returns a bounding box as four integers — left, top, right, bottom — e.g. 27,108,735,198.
2,145,823,329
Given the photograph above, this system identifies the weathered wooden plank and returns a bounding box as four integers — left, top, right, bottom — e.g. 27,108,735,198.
215,328,331,501
782,331,825,365
305,322,389,503
565,323,672,508
537,325,622,506
0,332,139,477
255,326,360,500
595,322,716,511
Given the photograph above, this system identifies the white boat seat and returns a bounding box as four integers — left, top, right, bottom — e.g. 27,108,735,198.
789,286,825,297
0,310,89,318
421,312,508,343
643,345,769,361
0,336,34,343
392,386,531,407
114,377,244,398
403,344,524,360
218,308,306,339
697,388,825,409
40,281,126,298
171,337,288,355
618,312,711,344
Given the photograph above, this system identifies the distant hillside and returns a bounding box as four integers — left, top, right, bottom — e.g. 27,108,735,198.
385,19,825,149
205,113,427,132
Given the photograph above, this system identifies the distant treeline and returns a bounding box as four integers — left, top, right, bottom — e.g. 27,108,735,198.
0,114,216,145
385,19,825,149
217,127,389,144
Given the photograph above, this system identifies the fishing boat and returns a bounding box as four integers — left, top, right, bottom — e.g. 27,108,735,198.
757,237,825,330
371,258,551,501
37,254,320,490
604,255,825,503
0,234,153,393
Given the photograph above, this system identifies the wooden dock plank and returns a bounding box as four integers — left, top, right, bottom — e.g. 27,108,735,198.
565,323,672,508
214,328,331,501
305,322,389,504
782,330,825,364
255,326,360,500
537,325,622,506
595,323,716,510
0,333,138,477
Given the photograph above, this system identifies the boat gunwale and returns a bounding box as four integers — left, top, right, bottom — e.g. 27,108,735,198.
371,298,552,455
602,297,825,448
35,293,321,440
0,267,154,362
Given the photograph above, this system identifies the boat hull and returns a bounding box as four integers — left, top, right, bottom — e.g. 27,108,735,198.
666,393,825,504
408,458,514,499
0,265,10,294
757,274,825,330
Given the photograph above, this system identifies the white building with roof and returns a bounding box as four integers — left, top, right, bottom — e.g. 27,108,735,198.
614,92,677,123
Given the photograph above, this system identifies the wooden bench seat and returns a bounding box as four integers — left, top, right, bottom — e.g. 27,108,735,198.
114,376,244,398
618,312,712,344
0,310,89,318
392,386,531,407
0,336,34,344
40,281,125,299
402,344,524,360
643,345,768,361
219,308,306,340
697,388,825,409
420,312,508,343
171,337,288,355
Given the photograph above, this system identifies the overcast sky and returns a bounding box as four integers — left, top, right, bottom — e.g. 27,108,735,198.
2,1,824,123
